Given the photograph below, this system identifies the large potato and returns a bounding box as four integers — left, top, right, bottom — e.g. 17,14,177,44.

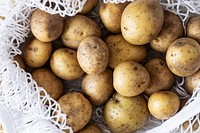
79,0,98,14
76,124,103,133
103,93,149,133
31,9,63,42
113,61,150,97
166,37,200,77
105,34,147,69
61,15,101,49
150,11,184,53
77,36,109,74
187,16,200,43
50,48,84,80
121,0,164,45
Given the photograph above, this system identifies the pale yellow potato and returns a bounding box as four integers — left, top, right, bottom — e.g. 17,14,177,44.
79,0,99,14
31,9,63,42
76,124,103,133
14,55,26,70
50,48,84,80
187,16,200,43
58,92,93,132
103,93,149,133
150,11,184,53
121,0,164,45
61,15,101,49
105,34,147,69
99,2,129,33
166,37,200,77
148,91,180,120
24,38,52,68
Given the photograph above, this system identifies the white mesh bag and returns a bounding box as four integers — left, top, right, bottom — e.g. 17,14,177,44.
0,0,200,133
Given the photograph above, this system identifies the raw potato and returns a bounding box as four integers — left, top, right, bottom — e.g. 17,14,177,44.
31,9,63,42
99,2,129,33
77,36,109,74
144,58,175,96
150,11,184,53
182,115,200,132
187,16,200,43
24,38,52,68
166,37,200,77
113,61,150,97
50,48,84,80
32,68,64,100
79,0,98,14
184,70,200,95
121,0,164,45
58,92,93,132
14,55,26,70
61,15,101,49
105,34,147,69
148,91,180,120
103,93,149,133
76,123,103,133
82,69,114,106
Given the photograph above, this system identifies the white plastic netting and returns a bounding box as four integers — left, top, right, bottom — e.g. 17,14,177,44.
0,0,200,133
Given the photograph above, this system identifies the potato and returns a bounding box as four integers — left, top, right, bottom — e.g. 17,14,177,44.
144,58,175,96
50,48,84,80
103,93,149,133
24,38,52,68
30,9,63,42
105,34,147,69
32,68,64,100
79,0,98,14
187,16,200,43
113,61,150,97
58,92,93,132
77,36,109,74
61,15,101,49
82,69,114,106
150,11,184,53
184,70,200,95
14,55,26,70
166,37,200,77
99,2,129,33
121,0,164,45
148,91,180,120
76,123,103,133
182,116,200,132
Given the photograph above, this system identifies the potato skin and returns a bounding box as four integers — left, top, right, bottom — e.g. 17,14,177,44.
121,0,164,45
79,0,98,14
144,58,175,96
148,91,180,120
113,61,150,97
187,16,200,43
61,15,101,49
150,11,184,53
105,34,147,69
14,55,26,70
50,48,84,80
77,36,109,74
58,92,93,132
103,93,149,133
166,37,200,77
99,2,129,33
31,9,63,42
32,68,64,100
76,124,103,133
24,38,52,68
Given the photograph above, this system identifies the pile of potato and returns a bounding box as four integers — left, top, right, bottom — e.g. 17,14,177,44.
14,0,200,132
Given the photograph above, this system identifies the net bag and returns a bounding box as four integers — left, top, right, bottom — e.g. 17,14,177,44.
0,0,200,133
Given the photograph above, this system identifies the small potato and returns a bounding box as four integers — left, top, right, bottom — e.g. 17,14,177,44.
121,0,164,45
76,123,103,133
99,2,129,33
77,36,109,74
24,38,52,68
79,0,98,14
50,48,84,80
105,34,147,69
61,15,101,49
144,58,175,96
187,16,200,43
148,91,180,120
14,55,26,70
150,11,184,53
113,61,150,97
166,37,200,77
184,70,200,95
31,9,63,42
82,69,114,106
32,68,64,100
58,92,93,132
